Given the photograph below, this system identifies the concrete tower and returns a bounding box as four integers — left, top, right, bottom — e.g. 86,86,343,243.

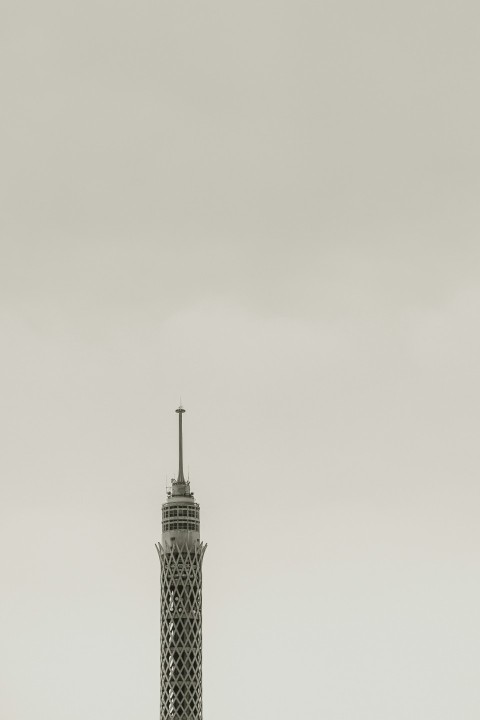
156,407,207,720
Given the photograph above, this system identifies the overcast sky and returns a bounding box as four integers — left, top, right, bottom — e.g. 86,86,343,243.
1,1,480,718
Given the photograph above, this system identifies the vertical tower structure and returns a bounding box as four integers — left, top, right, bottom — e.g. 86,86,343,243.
156,407,207,720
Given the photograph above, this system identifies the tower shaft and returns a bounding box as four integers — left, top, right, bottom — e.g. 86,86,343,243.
157,542,206,720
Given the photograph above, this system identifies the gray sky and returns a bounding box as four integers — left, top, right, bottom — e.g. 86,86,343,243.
1,1,480,718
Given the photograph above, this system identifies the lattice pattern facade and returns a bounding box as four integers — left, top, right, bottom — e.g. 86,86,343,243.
156,541,207,720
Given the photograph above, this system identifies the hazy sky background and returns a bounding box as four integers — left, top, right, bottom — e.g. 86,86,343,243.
1,1,480,718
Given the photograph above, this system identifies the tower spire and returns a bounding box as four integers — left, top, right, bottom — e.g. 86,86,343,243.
175,405,186,483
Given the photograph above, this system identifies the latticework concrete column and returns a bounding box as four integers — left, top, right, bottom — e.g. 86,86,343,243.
156,541,207,720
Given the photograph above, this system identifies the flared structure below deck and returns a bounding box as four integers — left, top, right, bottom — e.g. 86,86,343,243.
156,407,207,720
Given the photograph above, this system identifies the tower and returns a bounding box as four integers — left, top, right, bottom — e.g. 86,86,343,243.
156,407,207,720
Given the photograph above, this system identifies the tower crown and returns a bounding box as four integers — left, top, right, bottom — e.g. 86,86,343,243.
161,407,200,548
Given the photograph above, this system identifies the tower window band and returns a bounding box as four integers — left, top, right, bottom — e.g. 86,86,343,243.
162,520,199,532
